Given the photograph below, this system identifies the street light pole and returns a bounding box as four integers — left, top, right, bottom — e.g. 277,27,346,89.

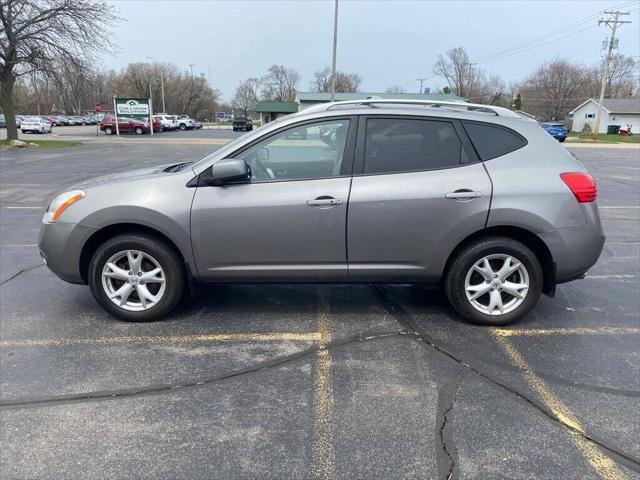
146,57,166,113
160,75,166,113
330,0,339,102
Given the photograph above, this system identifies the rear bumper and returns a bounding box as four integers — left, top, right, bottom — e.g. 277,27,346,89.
539,204,605,283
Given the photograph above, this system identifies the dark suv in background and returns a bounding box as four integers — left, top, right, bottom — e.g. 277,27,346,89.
233,117,253,132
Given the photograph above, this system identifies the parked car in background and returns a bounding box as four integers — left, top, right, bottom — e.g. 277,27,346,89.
15,115,25,127
21,117,52,134
154,115,177,131
177,115,198,130
85,115,98,125
38,99,604,324
151,117,162,133
0,114,6,128
232,117,253,132
541,122,568,142
99,115,150,135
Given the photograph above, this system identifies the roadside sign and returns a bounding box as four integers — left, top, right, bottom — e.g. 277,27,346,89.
95,104,102,112
113,97,153,136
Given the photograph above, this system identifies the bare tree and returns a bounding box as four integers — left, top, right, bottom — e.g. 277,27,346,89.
260,64,300,102
519,59,589,120
432,47,505,103
587,54,638,98
432,47,474,98
310,67,361,93
0,0,119,140
232,77,260,116
385,85,407,94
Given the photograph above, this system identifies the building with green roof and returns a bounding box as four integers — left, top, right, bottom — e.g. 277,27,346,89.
295,91,467,111
253,92,468,124
255,101,299,124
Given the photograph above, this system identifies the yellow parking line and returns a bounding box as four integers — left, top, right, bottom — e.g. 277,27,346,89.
313,288,335,480
494,327,640,337
492,332,625,480
0,332,321,348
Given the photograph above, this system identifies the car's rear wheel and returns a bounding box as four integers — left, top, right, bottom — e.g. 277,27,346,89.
89,233,185,322
179,123,186,130
444,237,543,325
105,127,113,135
135,126,143,135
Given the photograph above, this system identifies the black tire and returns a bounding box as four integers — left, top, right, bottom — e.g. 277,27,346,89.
88,233,185,322
444,236,543,326
558,138,566,143
105,127,113,135
179,123,186,130
135,126,143,135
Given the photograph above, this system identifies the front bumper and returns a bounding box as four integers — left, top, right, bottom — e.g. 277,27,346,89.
38,220,97,284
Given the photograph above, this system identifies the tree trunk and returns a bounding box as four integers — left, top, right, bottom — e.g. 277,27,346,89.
0,72,19,141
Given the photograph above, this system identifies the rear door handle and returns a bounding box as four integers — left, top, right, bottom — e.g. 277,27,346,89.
445,190,483,200
307,197,343,207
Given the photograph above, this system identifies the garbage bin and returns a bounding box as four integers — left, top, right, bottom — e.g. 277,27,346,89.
607,125,621,135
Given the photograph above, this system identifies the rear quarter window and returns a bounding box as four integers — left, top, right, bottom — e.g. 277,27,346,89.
463,121,527,161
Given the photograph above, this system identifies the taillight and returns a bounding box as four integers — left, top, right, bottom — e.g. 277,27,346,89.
560,172,597,203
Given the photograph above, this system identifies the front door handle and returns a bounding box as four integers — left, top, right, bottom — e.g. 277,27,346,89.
445,189,483,200
307,196,343,207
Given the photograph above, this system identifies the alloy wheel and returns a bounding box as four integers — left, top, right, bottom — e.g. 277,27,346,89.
101,250,166,311
464,254,529,316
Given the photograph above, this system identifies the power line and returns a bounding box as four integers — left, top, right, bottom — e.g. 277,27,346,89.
474,0,638,64
476,25,598,64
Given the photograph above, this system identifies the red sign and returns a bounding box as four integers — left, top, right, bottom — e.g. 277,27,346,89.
95,104,102,112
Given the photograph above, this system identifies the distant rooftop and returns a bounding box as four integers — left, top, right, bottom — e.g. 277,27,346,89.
570,98,640,115
254,101,299,113
296,92,468,103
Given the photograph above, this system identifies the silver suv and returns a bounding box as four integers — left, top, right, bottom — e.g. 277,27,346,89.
38,99,604,325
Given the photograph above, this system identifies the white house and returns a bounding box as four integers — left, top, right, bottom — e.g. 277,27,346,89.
569,98,640,134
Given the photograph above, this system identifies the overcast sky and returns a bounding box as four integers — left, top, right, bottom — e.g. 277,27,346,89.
102,0,640,101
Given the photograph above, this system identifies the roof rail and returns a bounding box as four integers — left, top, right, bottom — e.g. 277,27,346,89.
325,98,520,118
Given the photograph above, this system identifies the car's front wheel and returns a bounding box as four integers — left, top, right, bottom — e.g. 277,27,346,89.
89,233,185,321
444,237,543,325
135,126,143,135
104,127,113,135
179,123,186,130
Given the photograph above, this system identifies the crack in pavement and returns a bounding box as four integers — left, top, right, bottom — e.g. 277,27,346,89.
0,263,44,286
438,365,462,480
369,284,640,475
0,329,407,410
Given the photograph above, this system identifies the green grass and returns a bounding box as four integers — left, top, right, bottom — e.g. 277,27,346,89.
567,132,640,144
0,139,81,148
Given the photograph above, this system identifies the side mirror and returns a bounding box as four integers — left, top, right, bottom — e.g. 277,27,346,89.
205,158,250,186
257,147,269,162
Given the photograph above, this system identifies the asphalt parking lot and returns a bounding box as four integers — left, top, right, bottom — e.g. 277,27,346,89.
0,140,639,479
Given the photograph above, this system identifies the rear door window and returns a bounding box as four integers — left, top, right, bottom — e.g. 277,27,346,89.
463,121,527,160
363,118,465,174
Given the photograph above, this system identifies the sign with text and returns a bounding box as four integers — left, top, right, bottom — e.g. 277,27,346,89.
114,98,151,119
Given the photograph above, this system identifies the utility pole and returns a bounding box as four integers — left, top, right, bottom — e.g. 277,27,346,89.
330,0,339,102
417,78,428,94
593,10,631,138
189,64,195,79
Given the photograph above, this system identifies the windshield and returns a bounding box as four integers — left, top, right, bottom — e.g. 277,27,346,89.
192,116,290,169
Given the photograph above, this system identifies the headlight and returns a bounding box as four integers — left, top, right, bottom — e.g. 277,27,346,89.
44,190,85,223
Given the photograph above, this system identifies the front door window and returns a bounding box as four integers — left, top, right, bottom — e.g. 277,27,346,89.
235,119,351,182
